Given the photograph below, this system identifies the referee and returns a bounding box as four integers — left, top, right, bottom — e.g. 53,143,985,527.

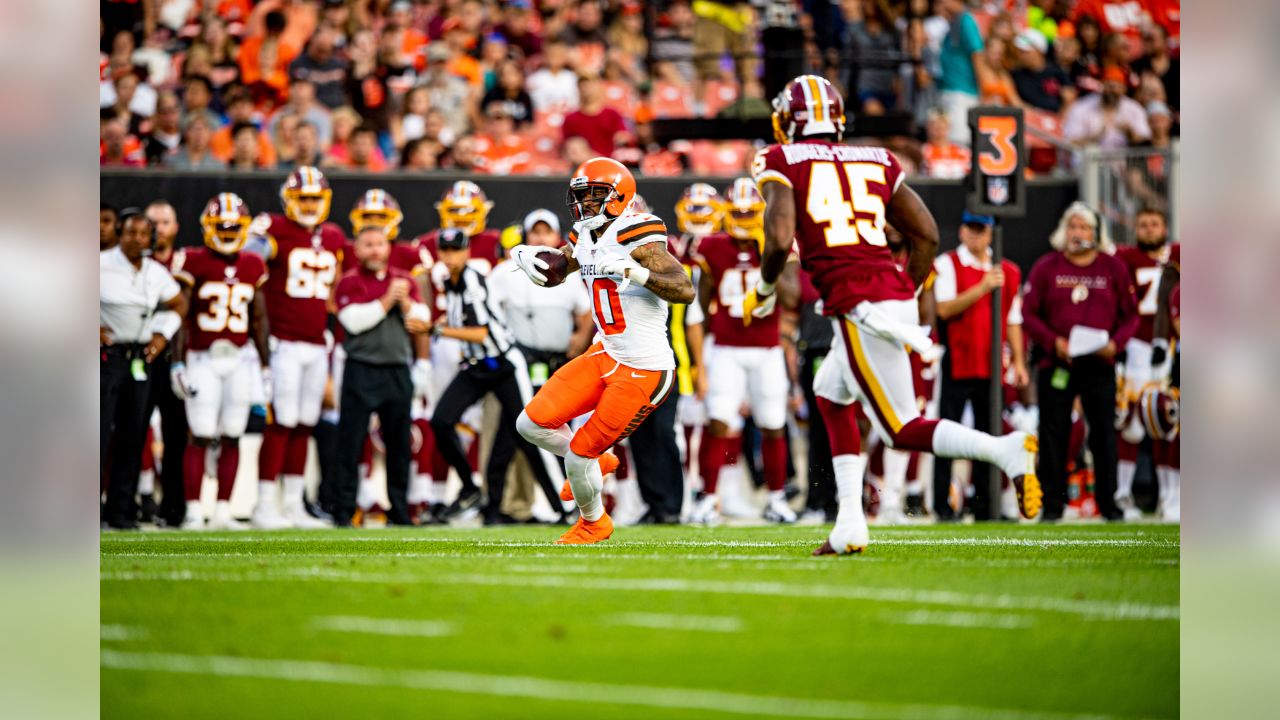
100,210,187,529
332,225,432,527
430,228,561,524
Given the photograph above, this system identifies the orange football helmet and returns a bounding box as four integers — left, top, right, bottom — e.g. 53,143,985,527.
280,165,332,227
200,192,251,255
436,180,494,236
350,188,404,240
722,177,765,244
674,182,724,236
567,157,636,231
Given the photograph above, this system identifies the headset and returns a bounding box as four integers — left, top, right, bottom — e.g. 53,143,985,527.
116,207,157,246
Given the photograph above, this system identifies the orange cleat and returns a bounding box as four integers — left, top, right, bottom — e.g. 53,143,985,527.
555,513,614,544
559,452,620,502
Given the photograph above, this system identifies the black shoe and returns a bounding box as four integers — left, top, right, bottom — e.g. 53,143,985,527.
443,487,483,519
137,494,158,524
106,517,140,531
483,512,519,526
305,499,335,523
637,509,681,525
331,515,354,528
904,494,925,517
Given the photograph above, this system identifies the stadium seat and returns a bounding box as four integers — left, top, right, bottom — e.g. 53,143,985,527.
702,80,739,118
650,81,693,119
601,81,638,117
688,140,751,176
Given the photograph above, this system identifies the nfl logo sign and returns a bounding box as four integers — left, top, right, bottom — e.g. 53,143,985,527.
987,177,1009,206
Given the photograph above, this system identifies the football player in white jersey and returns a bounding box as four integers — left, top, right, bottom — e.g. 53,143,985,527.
510,158,695,544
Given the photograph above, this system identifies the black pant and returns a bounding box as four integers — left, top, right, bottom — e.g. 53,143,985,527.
431,356,558,519
336,359,414,525
801,348,836,516
628,390,683,518
1037,358,1120,519
314,418,341,516
145,353,189,525
934,375,995,519
101,345,153,526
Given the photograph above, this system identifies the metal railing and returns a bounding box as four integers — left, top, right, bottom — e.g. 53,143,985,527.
1079,141,1180,244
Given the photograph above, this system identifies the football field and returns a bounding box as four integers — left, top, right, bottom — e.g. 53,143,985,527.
101,524,1179,719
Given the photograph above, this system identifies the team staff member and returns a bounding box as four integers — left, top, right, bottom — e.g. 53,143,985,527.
931,211,1029,521
431,228,563,524
1022,203,1138,521
100,211,187,529
332,225,432,527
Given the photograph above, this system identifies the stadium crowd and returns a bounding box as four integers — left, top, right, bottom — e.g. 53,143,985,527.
101,0,1180,177
99,164,1180,530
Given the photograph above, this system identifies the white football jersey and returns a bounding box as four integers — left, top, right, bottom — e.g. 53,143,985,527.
570,212,675,371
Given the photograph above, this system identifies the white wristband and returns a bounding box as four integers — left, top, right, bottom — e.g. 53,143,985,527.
756,279,777,296
625,265,650,288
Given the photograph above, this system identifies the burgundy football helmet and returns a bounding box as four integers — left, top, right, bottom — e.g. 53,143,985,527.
200,192,251,255
280,165,332,228
771,74,846,144
350,188,404,240
1139,384,1180,441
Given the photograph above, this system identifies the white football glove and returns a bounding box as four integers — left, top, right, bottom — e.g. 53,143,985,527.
741,281,778,325
510,245,555,286
170,362,196,400
596,255,650,291
411,358,433,402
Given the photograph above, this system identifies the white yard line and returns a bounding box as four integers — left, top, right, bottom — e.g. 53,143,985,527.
311,615,453,638
100,535,1178,548
882,610,1035,630
100,649,1121,720
100,568,1178,622
608,612,744,633
100,624,148,641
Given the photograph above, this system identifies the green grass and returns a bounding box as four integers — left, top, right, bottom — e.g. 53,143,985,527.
101,523,1179,719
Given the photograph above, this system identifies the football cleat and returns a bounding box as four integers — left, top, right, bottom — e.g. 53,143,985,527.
250,501,293,530
1115,493,1143,521
689,492,721,525
206,501,247,531
555,513,614,544
283,504,330,529
443,486,484,520
763,492,797,524
815,506,869,556
1000,433,1044,519
180,501,205,531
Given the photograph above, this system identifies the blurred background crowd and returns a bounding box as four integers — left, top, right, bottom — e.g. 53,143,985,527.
100,0,1180,177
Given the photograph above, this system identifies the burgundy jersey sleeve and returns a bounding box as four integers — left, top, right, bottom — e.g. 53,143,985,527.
333,271,361,311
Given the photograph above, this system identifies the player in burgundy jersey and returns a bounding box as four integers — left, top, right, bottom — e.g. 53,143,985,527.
1113,207,1179,519
243,166,347,529
691,178,799,524
746,75,1041,554
169,194,270,530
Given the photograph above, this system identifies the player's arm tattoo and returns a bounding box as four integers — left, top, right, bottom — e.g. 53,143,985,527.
561,245,581,274
251,290,270,366
630,242,696,304
759,182,794,286
886,183,940,288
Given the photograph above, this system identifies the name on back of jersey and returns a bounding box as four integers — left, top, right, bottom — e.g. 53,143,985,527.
777,144,895,166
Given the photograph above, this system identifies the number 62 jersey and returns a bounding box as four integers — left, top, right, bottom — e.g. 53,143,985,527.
247,213,349,345
752,141,916,315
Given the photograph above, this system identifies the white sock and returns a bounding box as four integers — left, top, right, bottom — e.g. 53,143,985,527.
409,474,431,504
432,481,447,505
283,474,306,508
256,481,278,512
1116,460,1136,500
1163,468,1180,506
1155,465,1170,507
185,499,202,520
213,499,232,520
516,411,573,456
882,448,909,509
565,450,604,521
905,477,923,497
832,453,868,501
357,475,377,509
931,420,1011,474
138,469,155,495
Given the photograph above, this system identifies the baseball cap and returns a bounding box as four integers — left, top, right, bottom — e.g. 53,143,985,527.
523,209,560,236
1013,29,1048,55
438,227,470,250
961,211,995,227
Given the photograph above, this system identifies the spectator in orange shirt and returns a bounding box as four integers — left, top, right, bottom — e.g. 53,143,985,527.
979,36,1022,107
238,10,300,107
473,101,531,175
921,109,971,179
100,116,146,167
441,19,483,86
384,0,429,72
209,87,279,166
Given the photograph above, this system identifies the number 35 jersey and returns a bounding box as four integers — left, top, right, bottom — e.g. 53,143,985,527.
570,212,676,371
248,213,349,344
172,248,267,351
752,140,915,315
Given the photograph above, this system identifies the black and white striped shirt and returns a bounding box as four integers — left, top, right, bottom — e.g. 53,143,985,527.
442,266,515,362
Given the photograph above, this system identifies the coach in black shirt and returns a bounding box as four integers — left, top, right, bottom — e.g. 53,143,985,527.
430,229,564,524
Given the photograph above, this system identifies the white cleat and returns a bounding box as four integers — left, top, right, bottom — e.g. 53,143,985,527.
763,493,797,524
994,431,1043,519
180,501,205,531
1115,494,1143,521
207,501,248,531
815,502,869,555
689,493,721,525
250,503,293,530
283,504,331,529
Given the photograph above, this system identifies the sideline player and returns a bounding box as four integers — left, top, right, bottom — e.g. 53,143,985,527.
510,158,695,544
692,178,798,524
170,194,270,529
244,166,346,529
1113,208,1178,519
745,75,1041,554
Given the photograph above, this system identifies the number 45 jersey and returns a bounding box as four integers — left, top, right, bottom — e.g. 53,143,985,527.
752,141,915,315
570,211,675,371
171,248,267,351
247,213,349,344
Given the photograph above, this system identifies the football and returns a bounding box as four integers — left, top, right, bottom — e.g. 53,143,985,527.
540,248,570,287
